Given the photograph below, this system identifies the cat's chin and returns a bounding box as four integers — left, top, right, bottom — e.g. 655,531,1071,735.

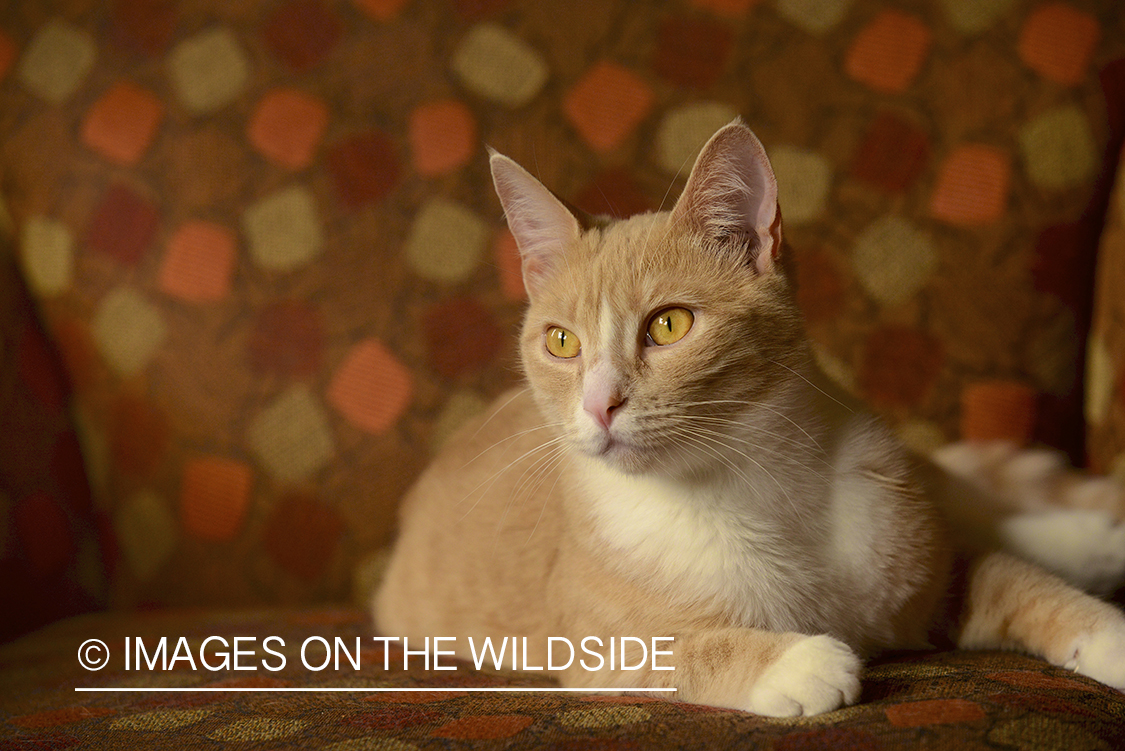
579,434,691,478
579,434,653,475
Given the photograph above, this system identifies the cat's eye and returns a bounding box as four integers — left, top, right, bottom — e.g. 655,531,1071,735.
647,307,694,346
545,326,581,358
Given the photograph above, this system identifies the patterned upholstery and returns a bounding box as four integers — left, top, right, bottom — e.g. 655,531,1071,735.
3,2,1125,748
2,0,1123,614
2,608,1124,750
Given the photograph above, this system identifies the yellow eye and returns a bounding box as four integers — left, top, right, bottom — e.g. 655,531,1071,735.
545,326,581,358
648,307,694,346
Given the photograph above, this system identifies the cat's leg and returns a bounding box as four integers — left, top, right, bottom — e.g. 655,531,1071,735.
561,627,862,717
957,551,1125,690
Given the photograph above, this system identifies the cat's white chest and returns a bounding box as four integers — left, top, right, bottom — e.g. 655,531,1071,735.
583,471,735,580
573,459,823,628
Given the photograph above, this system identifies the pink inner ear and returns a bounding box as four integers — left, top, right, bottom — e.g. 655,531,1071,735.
672,121,782,274
489,153,581,295
521,253,551,290
757,202,783,276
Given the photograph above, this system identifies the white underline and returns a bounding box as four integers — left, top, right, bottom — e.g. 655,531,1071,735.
75,687,676,693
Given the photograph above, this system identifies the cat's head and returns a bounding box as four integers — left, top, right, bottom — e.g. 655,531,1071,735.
490,121,807,478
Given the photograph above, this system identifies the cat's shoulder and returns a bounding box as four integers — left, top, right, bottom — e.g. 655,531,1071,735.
428,387,559,474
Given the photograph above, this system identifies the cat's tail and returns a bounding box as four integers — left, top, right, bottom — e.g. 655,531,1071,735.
955,550,1125,691
929,441,1125,595
932,441,1124,519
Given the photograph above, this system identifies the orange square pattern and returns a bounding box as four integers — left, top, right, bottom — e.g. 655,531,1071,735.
327,339,413,434
885,699,987,728
1018,3,1100,86
248,88,329,169
564,61,654,152
960,381,1038,444
180,456,254,542
432,714,535,740
409,99,476,176
929,144,1011,226
158,221,237,302
844,10,932,94
80,81,165,165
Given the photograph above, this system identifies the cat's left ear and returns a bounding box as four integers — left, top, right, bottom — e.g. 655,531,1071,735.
489,150,583,298
670,120,782,275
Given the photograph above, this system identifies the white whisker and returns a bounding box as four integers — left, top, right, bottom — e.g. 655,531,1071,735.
766,358,854,414
457,435,568,520
470,387,532,440
666,414,836,474
677,398,827,454
525,448,568,545
667,427,753,489
495,442,567,542
460,419,564,471
669,426,813,529
668,420,832,481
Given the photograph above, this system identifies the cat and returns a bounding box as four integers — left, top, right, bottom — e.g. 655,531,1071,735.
374,120,1125,716
933,441,1125,595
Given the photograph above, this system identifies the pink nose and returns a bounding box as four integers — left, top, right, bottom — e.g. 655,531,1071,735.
584,391,625,430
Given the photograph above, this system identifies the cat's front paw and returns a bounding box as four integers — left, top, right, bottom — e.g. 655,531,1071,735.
747,635,862,717
1067,621,1125,690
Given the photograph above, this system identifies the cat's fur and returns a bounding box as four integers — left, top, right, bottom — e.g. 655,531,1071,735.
375,121,1125,716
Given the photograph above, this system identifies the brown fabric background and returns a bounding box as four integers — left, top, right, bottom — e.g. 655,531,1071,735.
0,0,1123,615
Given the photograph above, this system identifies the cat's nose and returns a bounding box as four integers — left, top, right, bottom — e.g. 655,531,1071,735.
584,391,626,431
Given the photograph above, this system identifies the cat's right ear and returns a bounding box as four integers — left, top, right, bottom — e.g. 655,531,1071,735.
489,150,582,298
670,120,782,276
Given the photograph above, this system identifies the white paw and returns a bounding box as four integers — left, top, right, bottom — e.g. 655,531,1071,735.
1000,510,1125,594
747,635,862,717
1066,621,1125,690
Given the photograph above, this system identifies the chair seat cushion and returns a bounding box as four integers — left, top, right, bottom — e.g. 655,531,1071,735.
2,608,1123,750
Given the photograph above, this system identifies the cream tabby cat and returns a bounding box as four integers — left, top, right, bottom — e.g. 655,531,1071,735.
375,121,1125,716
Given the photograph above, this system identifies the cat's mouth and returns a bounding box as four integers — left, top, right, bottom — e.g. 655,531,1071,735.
578,423,720,479
598,435,633,457
586,432,627,456
581,431,659,474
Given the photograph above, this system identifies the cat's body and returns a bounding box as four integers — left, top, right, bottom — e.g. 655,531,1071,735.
375,121,1125,715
